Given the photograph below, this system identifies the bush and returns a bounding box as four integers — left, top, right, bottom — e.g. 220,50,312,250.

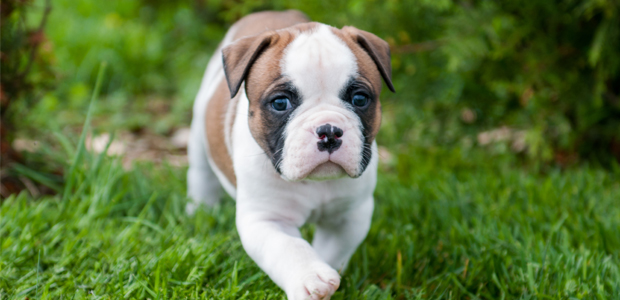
1,0,56,196
10,0,620,166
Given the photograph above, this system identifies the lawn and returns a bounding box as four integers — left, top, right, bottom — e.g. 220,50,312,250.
2,97,619,298
2,0,620,299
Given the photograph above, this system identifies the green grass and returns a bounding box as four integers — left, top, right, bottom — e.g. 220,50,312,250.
2,139,619,299
3,2,620,298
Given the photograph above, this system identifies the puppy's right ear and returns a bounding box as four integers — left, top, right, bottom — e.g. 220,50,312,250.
222,32,275,98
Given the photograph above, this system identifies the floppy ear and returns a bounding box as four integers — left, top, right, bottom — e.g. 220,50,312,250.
342,26,395,93
222,32,275,98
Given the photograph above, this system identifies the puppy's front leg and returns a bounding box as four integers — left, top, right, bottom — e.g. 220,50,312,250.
312,197,374,271
237,206,340,300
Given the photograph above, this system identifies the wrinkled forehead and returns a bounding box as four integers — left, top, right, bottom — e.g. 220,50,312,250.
280,25,358,98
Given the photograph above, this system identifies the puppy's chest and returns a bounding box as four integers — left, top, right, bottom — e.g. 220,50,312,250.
302,192,360,224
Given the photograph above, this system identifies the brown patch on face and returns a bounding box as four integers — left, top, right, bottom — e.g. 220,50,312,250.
340,27,395,93
330,27,388,143
205,79,237,186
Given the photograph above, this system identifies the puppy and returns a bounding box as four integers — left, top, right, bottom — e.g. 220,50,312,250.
187,10,394,299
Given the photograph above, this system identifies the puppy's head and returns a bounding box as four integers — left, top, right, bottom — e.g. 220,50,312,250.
223,23,394,181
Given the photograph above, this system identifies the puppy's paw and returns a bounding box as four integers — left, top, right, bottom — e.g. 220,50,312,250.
185,202,199,215
185,195,220,215
287,263,340,300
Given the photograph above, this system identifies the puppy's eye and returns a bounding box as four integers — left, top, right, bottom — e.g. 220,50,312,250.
352,94,369,107
271,97,292,111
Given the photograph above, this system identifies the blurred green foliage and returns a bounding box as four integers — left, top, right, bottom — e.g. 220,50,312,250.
9,0,620,164
3,1,620,298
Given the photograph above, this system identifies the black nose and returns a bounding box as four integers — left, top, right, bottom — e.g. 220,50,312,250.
316,124,343,154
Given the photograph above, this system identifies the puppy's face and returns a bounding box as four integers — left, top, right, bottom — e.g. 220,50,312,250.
223,23,394,181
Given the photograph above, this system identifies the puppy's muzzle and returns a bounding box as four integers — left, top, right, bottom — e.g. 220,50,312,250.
316,123,343,154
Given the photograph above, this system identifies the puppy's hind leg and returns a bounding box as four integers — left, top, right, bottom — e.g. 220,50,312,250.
186,118,222,214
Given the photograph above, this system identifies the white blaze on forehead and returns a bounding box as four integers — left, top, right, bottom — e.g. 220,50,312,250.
281,25,358,100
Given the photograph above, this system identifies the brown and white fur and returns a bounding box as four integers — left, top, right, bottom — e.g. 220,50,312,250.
187,10,394,299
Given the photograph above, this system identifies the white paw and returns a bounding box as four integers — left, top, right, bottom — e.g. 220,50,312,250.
185,193,221,215
287,263,340,300
185,202,199,216
184,197,220,215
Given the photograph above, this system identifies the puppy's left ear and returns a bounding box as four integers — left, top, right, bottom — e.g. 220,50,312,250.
342,26,395,93
222,32,275,98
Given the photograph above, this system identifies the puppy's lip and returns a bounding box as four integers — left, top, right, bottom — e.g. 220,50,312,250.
281,157,353,182
327,153,361,177
308,161,347,180
280,156,329,182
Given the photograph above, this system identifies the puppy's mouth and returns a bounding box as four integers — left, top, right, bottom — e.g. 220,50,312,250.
305,161,347,181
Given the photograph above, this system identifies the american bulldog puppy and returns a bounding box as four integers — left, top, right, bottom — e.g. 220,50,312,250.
187,10,394,299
